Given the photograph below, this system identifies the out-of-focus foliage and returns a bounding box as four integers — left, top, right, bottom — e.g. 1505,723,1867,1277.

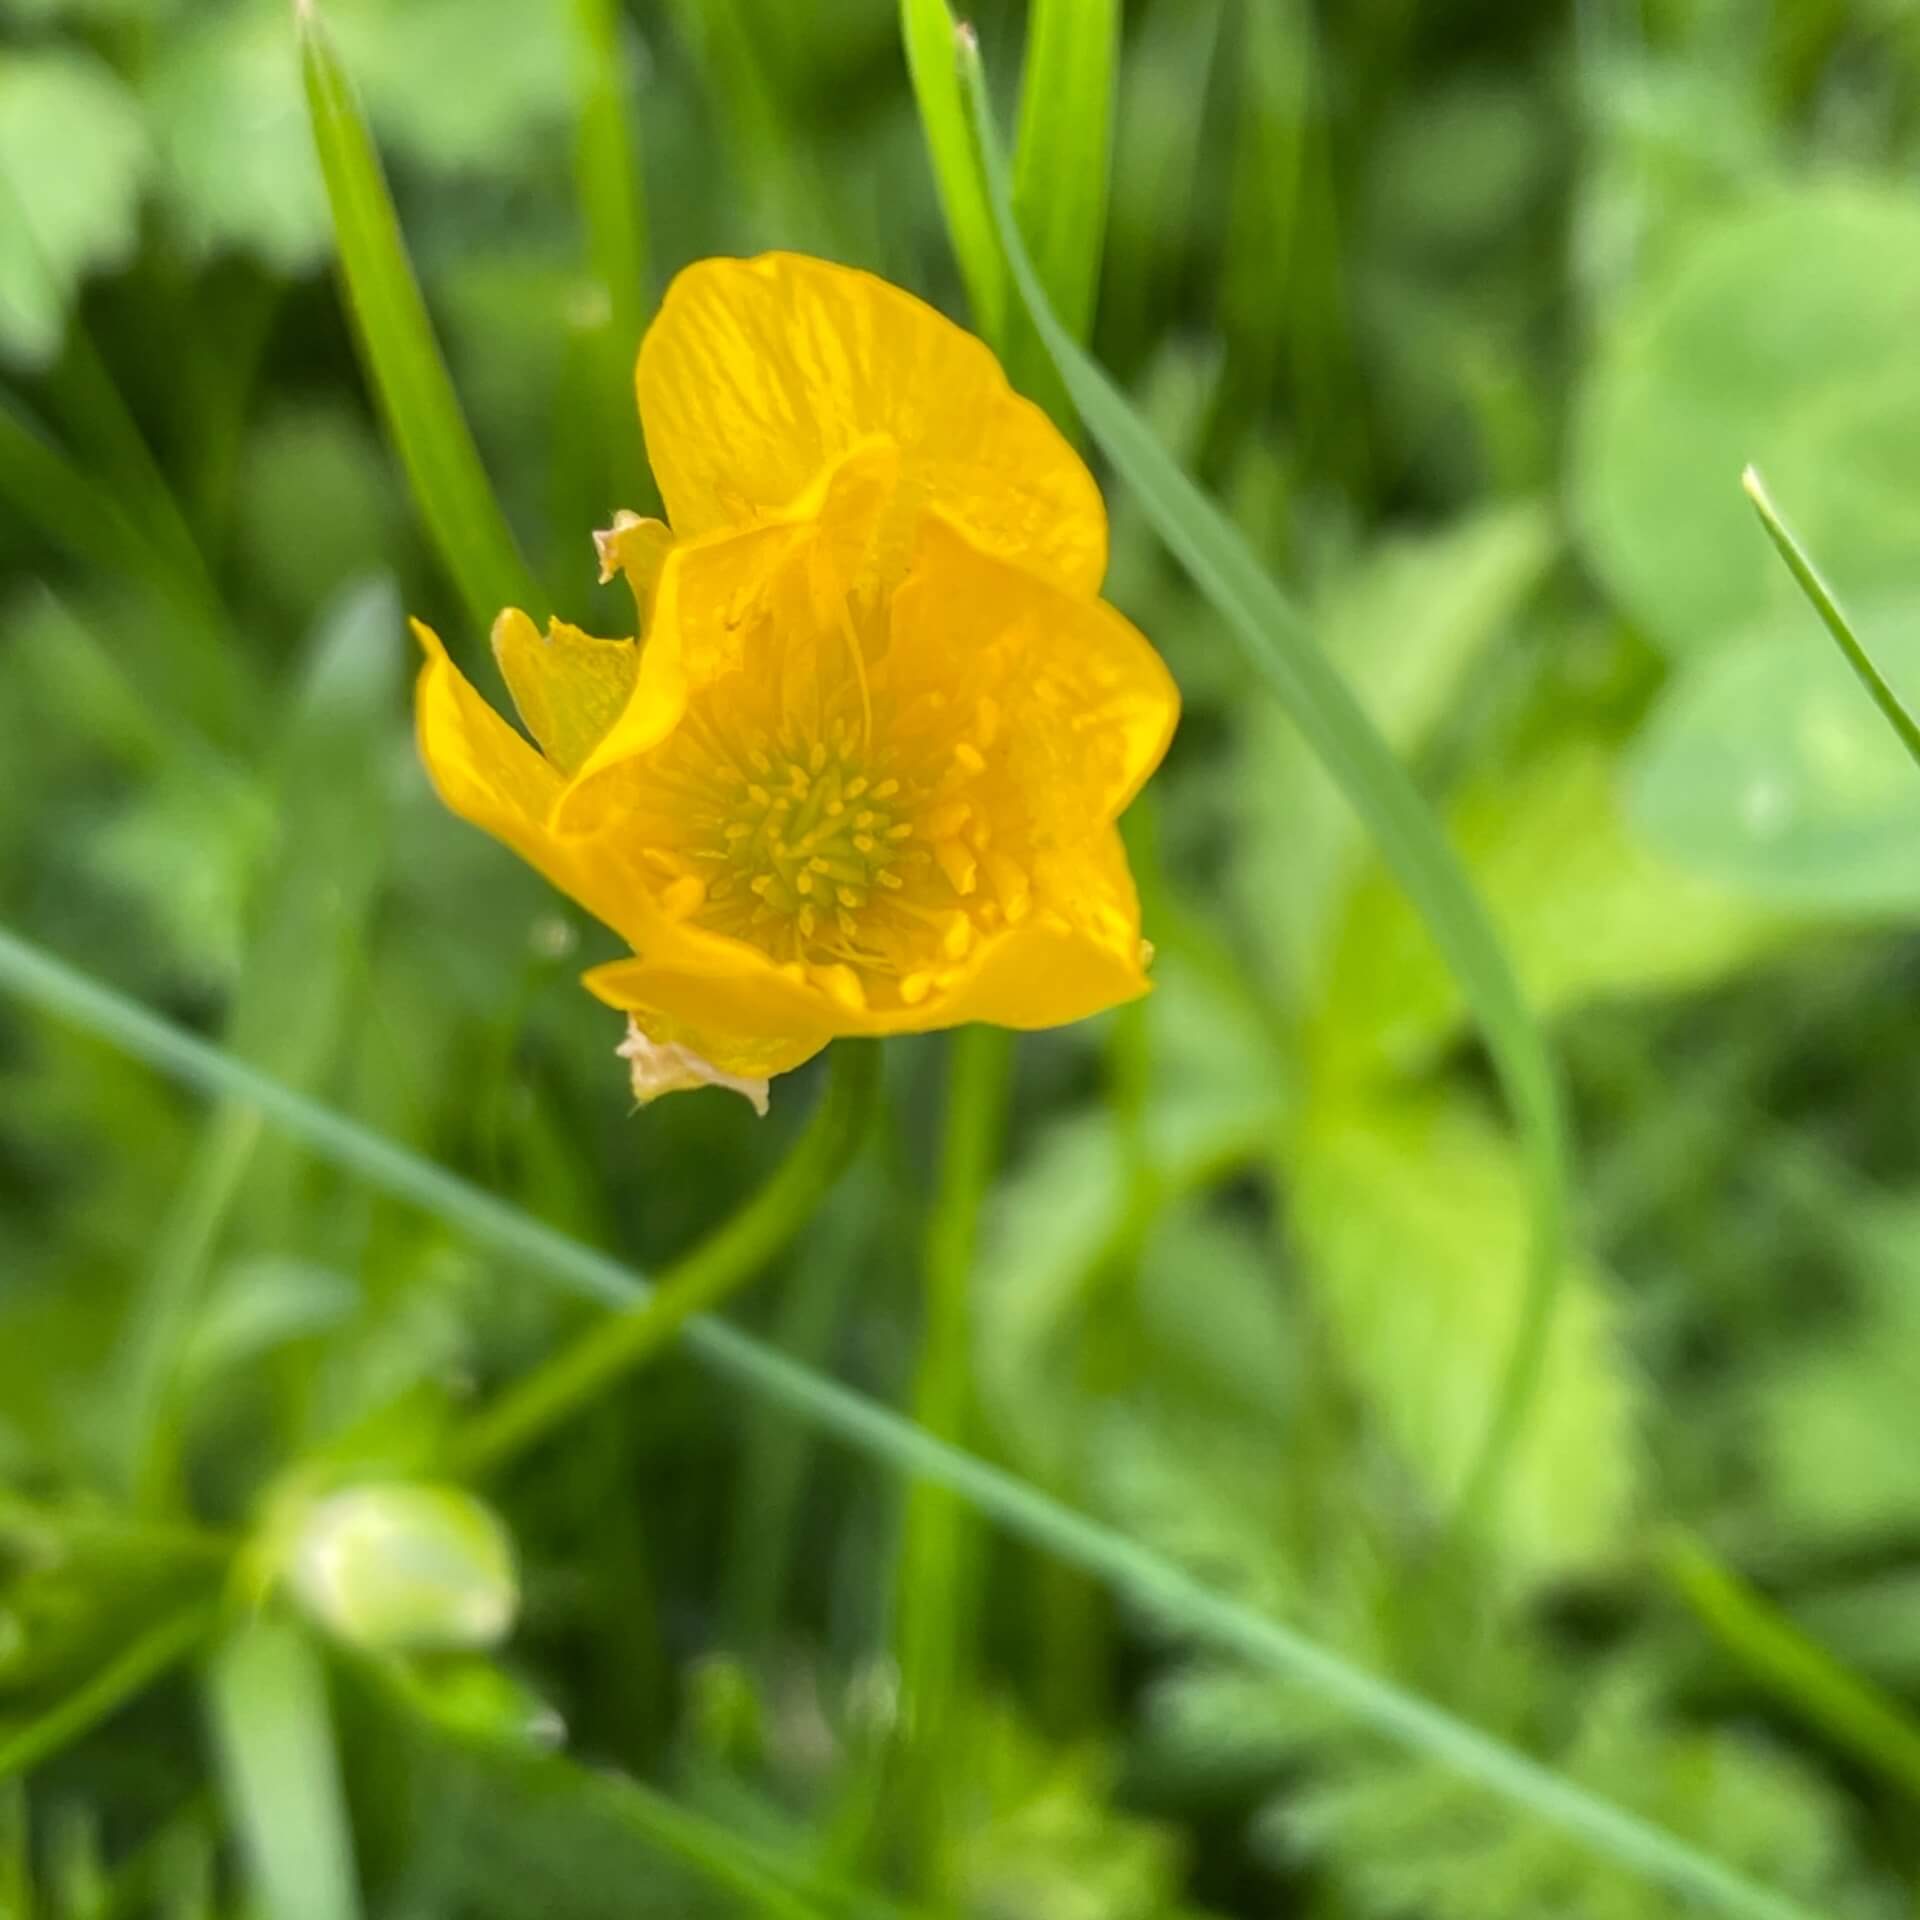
5,0,1920,1915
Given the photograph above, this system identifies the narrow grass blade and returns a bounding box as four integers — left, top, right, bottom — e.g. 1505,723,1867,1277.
1663,1529,1920,1804
298,0,545,631
0,1604,217,1785
0,927,1819,1920
1011,0,1118,348
1743,464,1920,772
900,0,1007,345
952,16,1569,1535
206,1620,363,1920
570,0,654,509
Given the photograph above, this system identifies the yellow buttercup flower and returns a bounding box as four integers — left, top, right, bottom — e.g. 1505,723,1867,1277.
414,253,1178,1102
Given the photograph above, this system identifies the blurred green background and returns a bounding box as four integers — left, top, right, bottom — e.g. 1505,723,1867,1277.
6,0,1920,1913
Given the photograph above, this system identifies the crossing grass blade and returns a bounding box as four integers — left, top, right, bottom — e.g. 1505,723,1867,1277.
900,0,1008,345
0,925,1819,1920
945,12,1570,1537
1010,0,1118,349
297,0,546,632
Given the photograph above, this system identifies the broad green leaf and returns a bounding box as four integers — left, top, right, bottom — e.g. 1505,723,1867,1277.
1293,1092,1639,1582
143,2,331,271
1320,729,1782,1081
1232,501,1557,1010
299,2,545,632
206,1620,364,1920
331,0,574,175
0,50,148,369
1629,597,1920,913
1574,186,1920,656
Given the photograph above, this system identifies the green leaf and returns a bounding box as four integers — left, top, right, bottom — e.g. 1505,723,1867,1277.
206,1620,364,1920
1628,596,1920,913
330,0,575,176
0,929,1832,1920
299,1,546,632
1574,185,1920,656
1231,501,1557,1011
900,0,1008,345
1292,1092,1639,1582
954,17,1571,1550
143,2,332,271
1320,727,1783,1080
0,50,148,369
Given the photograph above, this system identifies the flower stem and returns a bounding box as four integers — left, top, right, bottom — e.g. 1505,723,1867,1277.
894,1022,1013,1883
448,1040,882,1481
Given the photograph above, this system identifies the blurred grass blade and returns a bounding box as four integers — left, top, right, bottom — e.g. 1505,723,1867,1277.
0,1605,217,1786
901,0,1007,345
951,15,1568,1531
0,928,1820,1920
116,581,404,1508
1663,1529,1920,1804
571,0,654,509
1743,464,1920,772
1010,0,1117,348
298,1,545,631
207,1620,363,1920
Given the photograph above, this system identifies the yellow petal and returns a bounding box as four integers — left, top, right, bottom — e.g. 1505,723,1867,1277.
557,441,899,820
491,609,638,776
890,512,1180,828
413,619,655,953
584,957,834,1079
637,252,1107,596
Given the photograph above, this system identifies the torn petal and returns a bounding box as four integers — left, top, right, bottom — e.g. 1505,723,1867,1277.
616,1016,770,1116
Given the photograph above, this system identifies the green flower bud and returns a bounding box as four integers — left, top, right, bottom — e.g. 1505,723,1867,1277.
286,1483,517,1654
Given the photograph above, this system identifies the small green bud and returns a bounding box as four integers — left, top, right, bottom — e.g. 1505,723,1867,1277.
286,1483,518,1654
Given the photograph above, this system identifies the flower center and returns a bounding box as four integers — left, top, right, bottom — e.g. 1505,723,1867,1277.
708,735,913,940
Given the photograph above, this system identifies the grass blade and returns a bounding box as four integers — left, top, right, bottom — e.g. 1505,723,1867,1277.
1663,1529,1920,1805
0,1604,217,1786
950,14,1569,1536
1010,0,1118,349
900,0,1007,345
0,925,1819,1920
297,0,545,632
206,1620,363,1920
1743,464,1920,772
570,0,654,511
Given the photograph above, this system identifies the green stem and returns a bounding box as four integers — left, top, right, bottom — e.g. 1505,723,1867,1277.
894,1025,1012,1882
448,1041,881,1479
1661,1529,1920,1805
1742,464,1920,772
0,1604,219,1785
